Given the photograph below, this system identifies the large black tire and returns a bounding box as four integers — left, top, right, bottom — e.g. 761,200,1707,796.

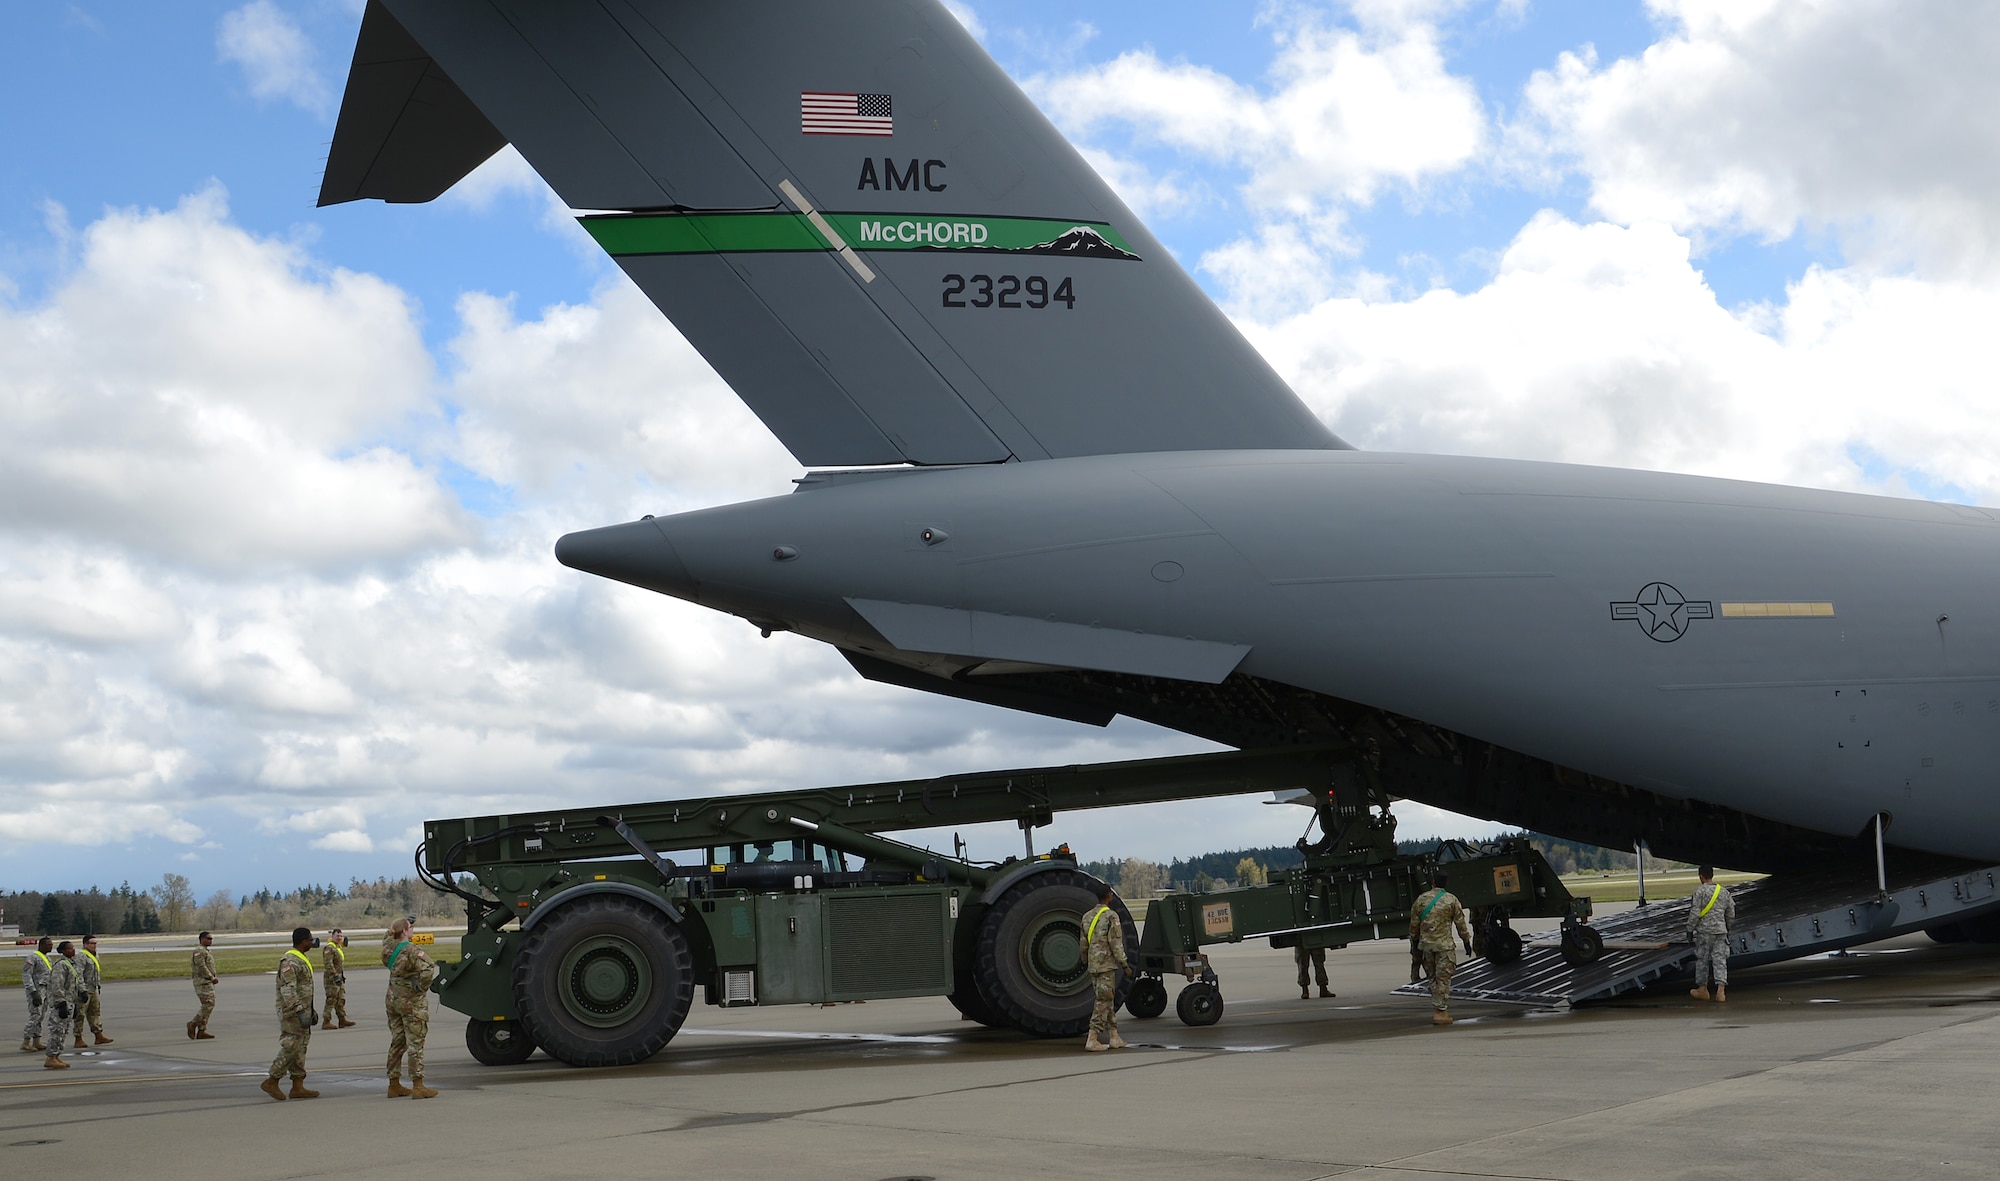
1484,923,1524,966
1175,980,1223,1026
513,894,693,1067
947,975,1010,1027
1125,976,1169,1019
465,1017,536,1066
1560,923,1605,967
973,870,1136,1038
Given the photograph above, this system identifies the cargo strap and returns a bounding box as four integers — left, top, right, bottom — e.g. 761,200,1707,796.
1698,884,1723,917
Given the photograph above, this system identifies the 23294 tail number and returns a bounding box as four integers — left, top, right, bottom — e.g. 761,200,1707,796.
942,274,1074,309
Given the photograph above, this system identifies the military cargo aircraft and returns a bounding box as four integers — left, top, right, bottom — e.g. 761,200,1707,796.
320,1,1998,877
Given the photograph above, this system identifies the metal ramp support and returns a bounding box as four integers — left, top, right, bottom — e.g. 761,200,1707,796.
1395,855,2000,1007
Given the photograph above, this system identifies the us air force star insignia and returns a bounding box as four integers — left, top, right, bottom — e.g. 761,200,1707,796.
1609,582,1714,642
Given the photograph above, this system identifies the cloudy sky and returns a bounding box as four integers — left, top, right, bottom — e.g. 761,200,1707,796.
4,1,1997,899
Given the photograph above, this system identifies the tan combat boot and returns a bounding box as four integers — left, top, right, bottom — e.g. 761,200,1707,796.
1432,1011,1453,1026
259,1077,286,1101
320,1017,335,1030
1319,987,1336,998
30,1038,44,1052
186,1020,197,1040
387,1078,412,1098
1689,985,1712,1001
95,1032,113,1045
1714,985,1727,1003
288,1077,319,1099
195,1029,215,1040
1084,1032,1108,1052
44,1055,69,1070
19,1038,32,1053
1107,1032,1128,1049
411,1077,439,1099
338,1018,357,1029
73,1033,85,1048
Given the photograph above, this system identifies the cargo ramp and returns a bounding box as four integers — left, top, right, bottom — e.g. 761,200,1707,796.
1396,855,2000,1007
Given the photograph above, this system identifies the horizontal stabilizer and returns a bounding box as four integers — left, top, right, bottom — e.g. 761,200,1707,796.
331,0,1348,465
319,1,507,207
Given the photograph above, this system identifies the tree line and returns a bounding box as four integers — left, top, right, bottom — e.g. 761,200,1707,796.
4,874,468,937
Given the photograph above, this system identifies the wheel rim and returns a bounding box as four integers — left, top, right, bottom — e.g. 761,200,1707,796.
1015,911,1087,995
558,934,652,1027
484,1024,522,1050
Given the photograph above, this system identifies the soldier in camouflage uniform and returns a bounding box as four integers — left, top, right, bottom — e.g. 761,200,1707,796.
74,935,111,1046
188,931,219,1040
260,927,320,1101
1409,870,1473,1026
383,917,440,1097
19,936,51,1054
1079,886,1130,1053
1294,944,1333,999
1686,865,1736,1003
320,929,356,1029
40,942,81,1069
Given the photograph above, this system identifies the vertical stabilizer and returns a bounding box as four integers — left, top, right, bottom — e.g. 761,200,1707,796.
326,0,1347,465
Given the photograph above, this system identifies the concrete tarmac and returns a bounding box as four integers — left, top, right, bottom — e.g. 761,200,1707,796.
5,934,1999,1180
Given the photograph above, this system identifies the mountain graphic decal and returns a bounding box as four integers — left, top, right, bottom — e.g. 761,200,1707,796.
905,224,1142,261
1017,226,1142,260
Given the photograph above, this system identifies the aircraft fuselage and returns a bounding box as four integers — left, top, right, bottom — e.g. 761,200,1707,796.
557,450,2000,864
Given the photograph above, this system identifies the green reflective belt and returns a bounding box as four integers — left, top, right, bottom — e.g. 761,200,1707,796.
1420,891,1446,920
387,940,411,973
1698,884,1723,917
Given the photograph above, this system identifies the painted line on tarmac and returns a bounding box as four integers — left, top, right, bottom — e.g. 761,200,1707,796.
676,1029,962,1044
675,1028,1288,1053
0,1070,265,1090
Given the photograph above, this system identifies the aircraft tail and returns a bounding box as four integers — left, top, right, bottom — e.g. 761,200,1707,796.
321,0,1346,465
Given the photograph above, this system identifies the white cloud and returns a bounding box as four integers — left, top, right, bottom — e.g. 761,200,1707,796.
1035,14,1483,214
1250,211,2000,504
0,186,466,575
1029,7,1483,313
216,0,331,116
1517,0,2000,275
309,829,373,853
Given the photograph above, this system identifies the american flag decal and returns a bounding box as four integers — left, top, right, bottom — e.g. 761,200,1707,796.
801,91,894,136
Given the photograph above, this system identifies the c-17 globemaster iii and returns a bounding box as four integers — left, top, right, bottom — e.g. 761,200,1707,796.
316,0,2000,1061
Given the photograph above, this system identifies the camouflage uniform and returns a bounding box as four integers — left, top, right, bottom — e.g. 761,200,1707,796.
77,950,106,1041
191,946,219,1035
42,955,81,1054
321,942,348,1026
268,949,316,1083
1686,881,1735,990
1081,903,1128,1045
20,949,50,1049
1294,945,1330,993
384,937,436,1082
1409,887,1472,1014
